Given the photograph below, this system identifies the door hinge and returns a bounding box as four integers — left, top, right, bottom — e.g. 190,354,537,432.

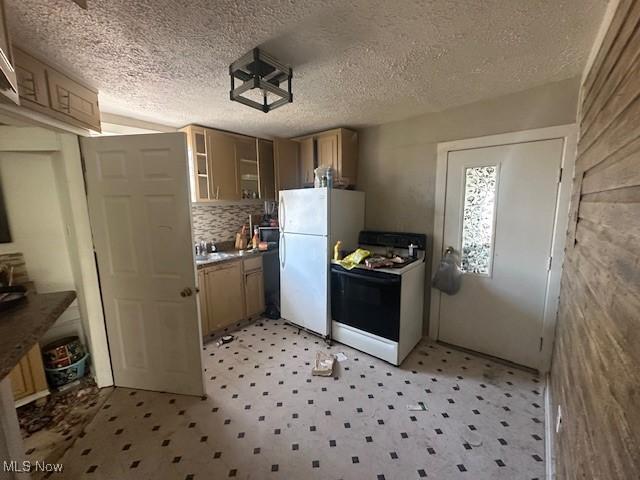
539,337,544,351
558,167,563,183
547,256,553,271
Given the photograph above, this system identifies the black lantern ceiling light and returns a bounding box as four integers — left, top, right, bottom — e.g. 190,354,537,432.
229,48,293,113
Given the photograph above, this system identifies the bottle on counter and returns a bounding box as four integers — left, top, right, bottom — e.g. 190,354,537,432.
334,240,342,261
252,227,259,250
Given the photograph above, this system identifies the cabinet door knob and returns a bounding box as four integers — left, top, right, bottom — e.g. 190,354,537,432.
180,287,193,297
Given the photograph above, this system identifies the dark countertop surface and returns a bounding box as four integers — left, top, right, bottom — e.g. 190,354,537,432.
0,290,76,380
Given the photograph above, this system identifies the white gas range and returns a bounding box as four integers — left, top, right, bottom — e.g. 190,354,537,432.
330,231,426,366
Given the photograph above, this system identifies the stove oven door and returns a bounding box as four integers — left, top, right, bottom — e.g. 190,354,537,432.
331,265,401,341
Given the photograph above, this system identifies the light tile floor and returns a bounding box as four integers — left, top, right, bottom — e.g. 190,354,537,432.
57,319,545,479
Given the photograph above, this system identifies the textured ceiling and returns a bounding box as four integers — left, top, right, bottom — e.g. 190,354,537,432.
6,0,606,137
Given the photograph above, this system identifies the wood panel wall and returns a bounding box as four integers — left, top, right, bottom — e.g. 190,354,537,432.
550,0,640,478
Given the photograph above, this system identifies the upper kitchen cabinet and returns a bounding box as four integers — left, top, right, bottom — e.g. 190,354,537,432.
293,128,358,188
12,46,101,132
0,0,18,104
47,68,101,131
299,137,315,187
182,125,266,202
182,125,212,202
316,132,338,170
208,129,241,200
257,138,275,201
235,135,259,199
13,47,48,108
274,137,300,193
318,128,358,187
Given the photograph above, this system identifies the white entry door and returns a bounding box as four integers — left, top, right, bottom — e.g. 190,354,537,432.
82,133,204,396
438,139,564,368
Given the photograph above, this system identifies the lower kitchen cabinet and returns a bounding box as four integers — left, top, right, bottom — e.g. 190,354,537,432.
198,256,266,337
205,261,244,332
10,344,48,405
244,256,265,319
197,269,209,335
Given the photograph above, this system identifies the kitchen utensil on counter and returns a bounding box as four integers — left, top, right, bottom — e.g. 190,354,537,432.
235,225,248,250
264,200,277,217
252,227,259,250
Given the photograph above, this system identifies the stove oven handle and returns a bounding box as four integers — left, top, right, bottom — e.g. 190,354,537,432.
334,269,400,284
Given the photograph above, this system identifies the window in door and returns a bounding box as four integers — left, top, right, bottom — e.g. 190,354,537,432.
460,165,498,275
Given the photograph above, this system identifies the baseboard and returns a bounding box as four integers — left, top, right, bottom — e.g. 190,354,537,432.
544,374,556,480
15,388,49,408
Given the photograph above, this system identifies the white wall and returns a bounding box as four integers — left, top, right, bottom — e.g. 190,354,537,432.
0,151,83,345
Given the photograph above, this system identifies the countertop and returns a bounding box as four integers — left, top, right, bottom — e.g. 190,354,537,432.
0,290,76,380
196,248,277,269
330,256,425,275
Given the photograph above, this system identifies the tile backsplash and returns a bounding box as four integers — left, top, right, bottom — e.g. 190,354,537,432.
191,203,265,244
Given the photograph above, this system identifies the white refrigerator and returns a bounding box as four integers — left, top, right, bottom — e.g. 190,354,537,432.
279,188,365,337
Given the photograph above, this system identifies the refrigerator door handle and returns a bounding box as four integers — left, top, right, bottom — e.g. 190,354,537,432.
280,233,285,269
279,195,286,232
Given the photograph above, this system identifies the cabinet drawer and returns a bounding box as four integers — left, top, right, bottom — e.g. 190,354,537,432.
243,255,263,272
14,47,49,108
244,269,265,319
47,68,101,131
213,259,242,272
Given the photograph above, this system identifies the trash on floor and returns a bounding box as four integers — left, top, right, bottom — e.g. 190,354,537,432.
18,376,112,476
216,335,234,347
18,377,104,436
311,351,336,376
334,352,348,362
407,402,428,411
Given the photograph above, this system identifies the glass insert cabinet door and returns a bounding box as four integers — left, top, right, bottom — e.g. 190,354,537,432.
460,165,499,275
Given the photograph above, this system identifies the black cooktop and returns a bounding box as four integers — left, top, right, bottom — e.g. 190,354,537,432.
358,231,427,250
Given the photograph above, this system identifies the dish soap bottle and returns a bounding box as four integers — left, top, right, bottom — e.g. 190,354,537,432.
333,240,342,261
252,227,259,250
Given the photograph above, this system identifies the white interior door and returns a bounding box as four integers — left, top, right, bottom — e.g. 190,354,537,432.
438,139,563,368
280,232,328,336
82,133,204,396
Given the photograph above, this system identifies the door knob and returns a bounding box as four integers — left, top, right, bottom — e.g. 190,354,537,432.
180,287,193,297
